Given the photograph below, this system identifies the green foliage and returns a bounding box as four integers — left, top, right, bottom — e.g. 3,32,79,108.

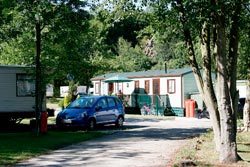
147,0,249,77
115,38,153,72
63,95,71,108
1,0,248,87
0,0,93,86
63,81,78,107
237,3,250,80
94,0,151,52
58,99,64,108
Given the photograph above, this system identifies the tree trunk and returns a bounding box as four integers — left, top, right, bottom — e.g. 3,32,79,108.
214,3,238,163
228,0,242,137
200,21,221,151
35,22,42,136
176,0,222,152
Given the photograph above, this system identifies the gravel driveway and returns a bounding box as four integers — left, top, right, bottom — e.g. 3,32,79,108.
15,117,212,167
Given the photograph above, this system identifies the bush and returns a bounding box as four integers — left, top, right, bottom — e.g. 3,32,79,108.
63,95,72,108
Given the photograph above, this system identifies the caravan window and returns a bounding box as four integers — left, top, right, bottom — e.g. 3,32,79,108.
145,80,150,94
95,82,100,94
16,74,35,96
167,79,176,94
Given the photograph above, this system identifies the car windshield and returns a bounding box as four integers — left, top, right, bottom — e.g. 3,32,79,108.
67,97,96,109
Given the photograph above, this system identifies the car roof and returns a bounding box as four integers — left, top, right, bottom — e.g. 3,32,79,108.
79,95,118,99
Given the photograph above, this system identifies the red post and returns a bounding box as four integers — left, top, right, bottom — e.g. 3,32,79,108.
185,100,190,117
189,100,195,118
40,112,48,133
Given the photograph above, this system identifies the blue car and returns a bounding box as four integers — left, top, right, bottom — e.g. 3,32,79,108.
56,95,125,130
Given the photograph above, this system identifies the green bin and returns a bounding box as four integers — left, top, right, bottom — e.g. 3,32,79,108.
172,107,185,117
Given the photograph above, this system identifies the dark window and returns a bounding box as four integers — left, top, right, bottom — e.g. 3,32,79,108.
153,79,160,95
108,83,114,95
145,80,150,94
135,80,139,93
16,74,35,96
167,79,176,94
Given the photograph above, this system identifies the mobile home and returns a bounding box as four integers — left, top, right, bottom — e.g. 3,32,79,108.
91,68,203,115
0,65,46,123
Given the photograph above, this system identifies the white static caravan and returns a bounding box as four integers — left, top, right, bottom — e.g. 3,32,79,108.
91,68,200,109
0,65,46,123
236,80,247,98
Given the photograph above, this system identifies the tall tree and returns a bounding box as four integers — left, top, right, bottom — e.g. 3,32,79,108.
0,0,91,133
152,0,246,163
0,0,92,84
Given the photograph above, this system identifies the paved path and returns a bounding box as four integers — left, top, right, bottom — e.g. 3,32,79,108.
15,117,212,167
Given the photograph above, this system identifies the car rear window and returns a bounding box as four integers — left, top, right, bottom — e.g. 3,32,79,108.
107,97,116,107
114,97,122,105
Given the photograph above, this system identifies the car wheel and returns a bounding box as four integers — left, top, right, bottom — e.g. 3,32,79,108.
116,116,124,127
88,118,96,130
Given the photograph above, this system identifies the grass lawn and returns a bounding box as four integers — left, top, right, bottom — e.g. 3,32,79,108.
172,129,250,167
0,131,106,166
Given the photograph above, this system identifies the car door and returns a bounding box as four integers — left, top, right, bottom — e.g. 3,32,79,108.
94,97,109,124
107,97,118,122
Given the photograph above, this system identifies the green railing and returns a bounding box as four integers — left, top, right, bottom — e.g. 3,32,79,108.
123,94,171,116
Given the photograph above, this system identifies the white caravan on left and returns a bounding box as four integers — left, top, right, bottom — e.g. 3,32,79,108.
0,65,46,124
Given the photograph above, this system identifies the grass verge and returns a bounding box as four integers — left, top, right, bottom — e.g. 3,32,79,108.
172,129,250,167
0,131,106,166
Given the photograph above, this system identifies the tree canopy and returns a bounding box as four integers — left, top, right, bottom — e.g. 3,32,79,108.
0,0,249,162
1,0,249,81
